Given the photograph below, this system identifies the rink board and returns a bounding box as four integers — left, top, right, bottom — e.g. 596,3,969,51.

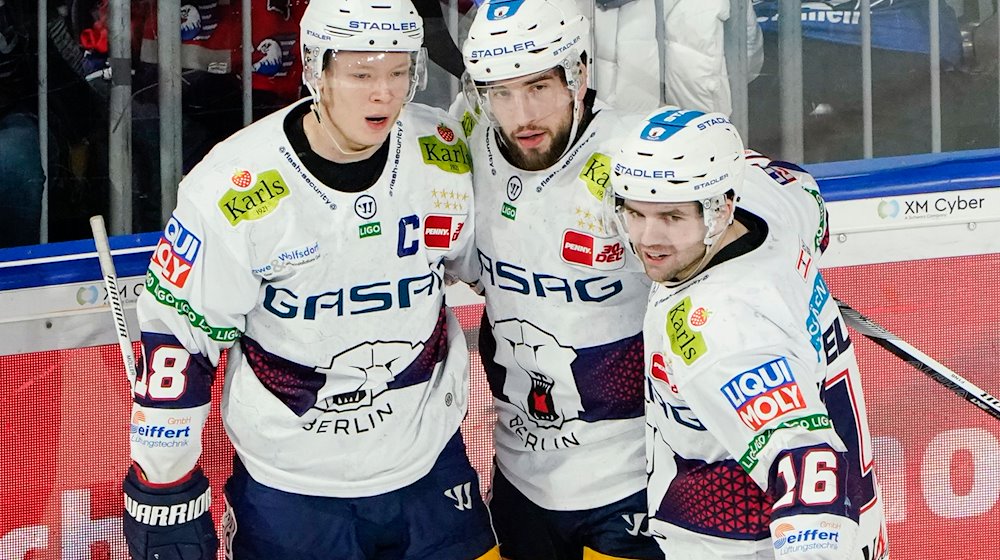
2,150,1000,559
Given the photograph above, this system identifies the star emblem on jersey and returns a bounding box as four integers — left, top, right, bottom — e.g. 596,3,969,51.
231,169,252,189
313,341,425,413
572,207,606,234
493,319,581,429
431,189,467,212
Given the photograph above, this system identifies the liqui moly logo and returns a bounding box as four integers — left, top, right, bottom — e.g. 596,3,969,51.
150,216,202,288
423,214,465,250
720,358,806,430
560,230,625,270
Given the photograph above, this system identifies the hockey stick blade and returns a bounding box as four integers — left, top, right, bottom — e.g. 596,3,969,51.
90,215,139,386
836,298,1000,422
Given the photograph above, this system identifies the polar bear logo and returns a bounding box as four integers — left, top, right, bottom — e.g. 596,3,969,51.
313,340,425,413
494,319,583,429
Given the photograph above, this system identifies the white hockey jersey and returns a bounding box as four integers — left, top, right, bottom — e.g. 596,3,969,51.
132,100,476,498
457,101,653,511
643,155,888,559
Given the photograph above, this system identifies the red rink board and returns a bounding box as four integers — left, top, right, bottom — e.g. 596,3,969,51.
2,256,999,559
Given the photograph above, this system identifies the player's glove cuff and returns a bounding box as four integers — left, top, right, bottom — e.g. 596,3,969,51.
123,465,219,560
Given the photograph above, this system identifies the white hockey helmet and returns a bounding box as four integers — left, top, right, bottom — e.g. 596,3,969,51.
462,0,590,85
611,108,746,246
300,0,427,103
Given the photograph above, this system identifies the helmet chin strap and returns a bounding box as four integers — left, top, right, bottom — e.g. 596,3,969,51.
311,101,377,157
554,58,586,162
555,94,583,162
659,199,733,288
659,238,723,289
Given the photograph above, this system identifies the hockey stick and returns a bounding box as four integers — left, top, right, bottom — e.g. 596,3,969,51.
90,215,139,386
835,298,1000,422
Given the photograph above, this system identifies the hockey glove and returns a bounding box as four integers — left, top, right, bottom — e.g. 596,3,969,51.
123,465,219,560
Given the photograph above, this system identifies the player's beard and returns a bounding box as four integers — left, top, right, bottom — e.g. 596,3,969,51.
501,111,573,172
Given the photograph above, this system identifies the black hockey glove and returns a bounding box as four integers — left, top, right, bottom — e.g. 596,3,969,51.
122,465,219,560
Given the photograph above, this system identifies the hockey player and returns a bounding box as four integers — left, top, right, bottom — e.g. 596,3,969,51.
608,108,888,559
121,1,499,559
456,1,661,558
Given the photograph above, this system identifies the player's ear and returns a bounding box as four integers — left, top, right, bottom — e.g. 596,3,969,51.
575,61,589,104
724,194,738,226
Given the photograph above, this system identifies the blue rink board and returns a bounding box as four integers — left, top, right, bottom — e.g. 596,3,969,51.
1,149,999,291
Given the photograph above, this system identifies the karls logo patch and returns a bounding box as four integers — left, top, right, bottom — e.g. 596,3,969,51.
151,216,202,288
666,296,706,365
418,133,471,174
578,152,610,201
559,230,625,270
423,214,465,250
721,357,806,431
218,169,290,226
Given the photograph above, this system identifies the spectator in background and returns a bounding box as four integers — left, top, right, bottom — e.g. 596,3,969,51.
584,0,764,114
455,0,763,116
410,0,467,108
415,0,464,79
127,0,465,232
128,0,310,233
0,0,103,248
